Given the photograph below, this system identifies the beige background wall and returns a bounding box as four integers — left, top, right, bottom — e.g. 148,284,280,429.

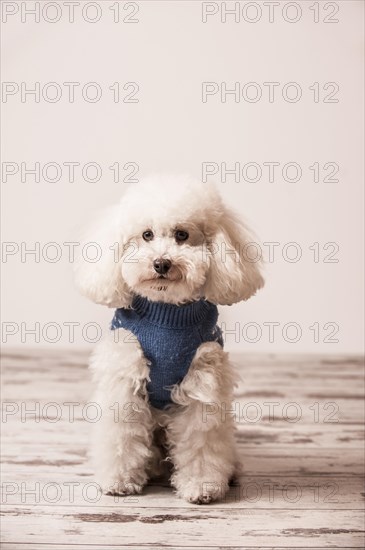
1,0,364,352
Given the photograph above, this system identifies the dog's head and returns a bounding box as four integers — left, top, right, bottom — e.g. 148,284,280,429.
75,175,264,307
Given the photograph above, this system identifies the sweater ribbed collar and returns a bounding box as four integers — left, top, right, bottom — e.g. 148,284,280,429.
131,295,211,328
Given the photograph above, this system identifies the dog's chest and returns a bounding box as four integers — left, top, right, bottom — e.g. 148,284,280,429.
110,297,223,409
135,325,203,409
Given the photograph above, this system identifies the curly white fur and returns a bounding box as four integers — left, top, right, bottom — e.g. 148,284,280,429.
75,175,264,504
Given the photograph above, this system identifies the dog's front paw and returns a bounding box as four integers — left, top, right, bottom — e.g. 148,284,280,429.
176,479,228,505
102,479,143,496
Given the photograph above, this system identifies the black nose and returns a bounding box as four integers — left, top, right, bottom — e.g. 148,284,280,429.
153,259,171,275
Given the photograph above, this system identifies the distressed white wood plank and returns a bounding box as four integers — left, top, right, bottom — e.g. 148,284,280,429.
2,447,364,479
1,507,364,547
0,547,223,550
2,392,363,422
2,422,363,450
1,472,364,509
4,542,358,550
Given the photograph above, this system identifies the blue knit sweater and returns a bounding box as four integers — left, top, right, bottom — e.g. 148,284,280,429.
110,295,223,409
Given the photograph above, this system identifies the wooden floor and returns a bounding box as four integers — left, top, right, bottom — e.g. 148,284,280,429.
1,350,364,549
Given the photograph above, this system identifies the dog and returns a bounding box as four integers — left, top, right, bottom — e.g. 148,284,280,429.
75,175,264,504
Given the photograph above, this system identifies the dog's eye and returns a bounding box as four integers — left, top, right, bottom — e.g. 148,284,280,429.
175,230,189,243
142,230,154,242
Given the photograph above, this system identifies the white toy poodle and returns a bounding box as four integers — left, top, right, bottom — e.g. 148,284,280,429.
75,175,264,504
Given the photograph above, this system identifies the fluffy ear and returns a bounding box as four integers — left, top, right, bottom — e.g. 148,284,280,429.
204,208,264,305
74,205,132,308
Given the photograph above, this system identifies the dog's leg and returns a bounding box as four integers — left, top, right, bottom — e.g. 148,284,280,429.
167,342,239,504
90,329,154,496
